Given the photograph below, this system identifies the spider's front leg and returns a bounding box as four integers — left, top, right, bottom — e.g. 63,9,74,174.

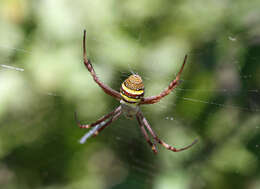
136,113,158,154
139,55,188,105
92,109,122,137
138,112,198,152
75,106,121,129
75,106,121,143
82,30,121,100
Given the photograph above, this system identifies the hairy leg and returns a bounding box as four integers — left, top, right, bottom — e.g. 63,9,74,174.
139,112,198,152
139,55,188,105
75,106,121,129
136,113,158,154
92,110,122,137
79,107,122,144
83,30,121,100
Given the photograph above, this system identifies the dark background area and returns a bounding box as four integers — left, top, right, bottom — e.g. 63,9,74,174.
0,0,260,189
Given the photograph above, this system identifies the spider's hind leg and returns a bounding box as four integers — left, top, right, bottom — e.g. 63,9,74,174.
139,55,188,105
82,30,121,100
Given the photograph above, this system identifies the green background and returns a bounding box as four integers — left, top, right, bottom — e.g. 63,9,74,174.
0,0,260,188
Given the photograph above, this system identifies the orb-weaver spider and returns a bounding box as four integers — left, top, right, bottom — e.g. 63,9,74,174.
75,30,198,154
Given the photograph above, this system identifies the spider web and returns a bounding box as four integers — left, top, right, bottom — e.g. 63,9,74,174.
0,1,260,189
1,39,259,189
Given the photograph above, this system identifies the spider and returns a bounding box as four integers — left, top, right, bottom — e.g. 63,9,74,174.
75,30,198,154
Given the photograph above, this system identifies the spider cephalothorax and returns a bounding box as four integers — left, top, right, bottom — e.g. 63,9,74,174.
75,30,198,154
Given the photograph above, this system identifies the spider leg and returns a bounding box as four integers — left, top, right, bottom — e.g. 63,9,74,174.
136,113,158,154
79,107,122,144
75,106,121,129
83,30,121,100
92,109,122,137
139,112,198,152
79,119,108,144
139,55,188,105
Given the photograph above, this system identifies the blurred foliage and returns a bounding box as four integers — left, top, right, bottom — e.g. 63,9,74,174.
0,0,260,189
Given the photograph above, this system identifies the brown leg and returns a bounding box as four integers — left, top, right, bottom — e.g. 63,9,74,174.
139,112,198,152
79,108,122,144
83,30,121,100
92,110,122,137
136,113,158,154
139,55,188,105
75,106,121,129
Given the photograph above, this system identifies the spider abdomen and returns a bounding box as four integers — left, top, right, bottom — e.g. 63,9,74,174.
120,74,144,104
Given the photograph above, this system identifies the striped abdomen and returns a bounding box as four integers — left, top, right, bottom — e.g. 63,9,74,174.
120,74,144,104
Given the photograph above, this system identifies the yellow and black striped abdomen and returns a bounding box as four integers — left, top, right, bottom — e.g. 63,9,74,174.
120,74,144,104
